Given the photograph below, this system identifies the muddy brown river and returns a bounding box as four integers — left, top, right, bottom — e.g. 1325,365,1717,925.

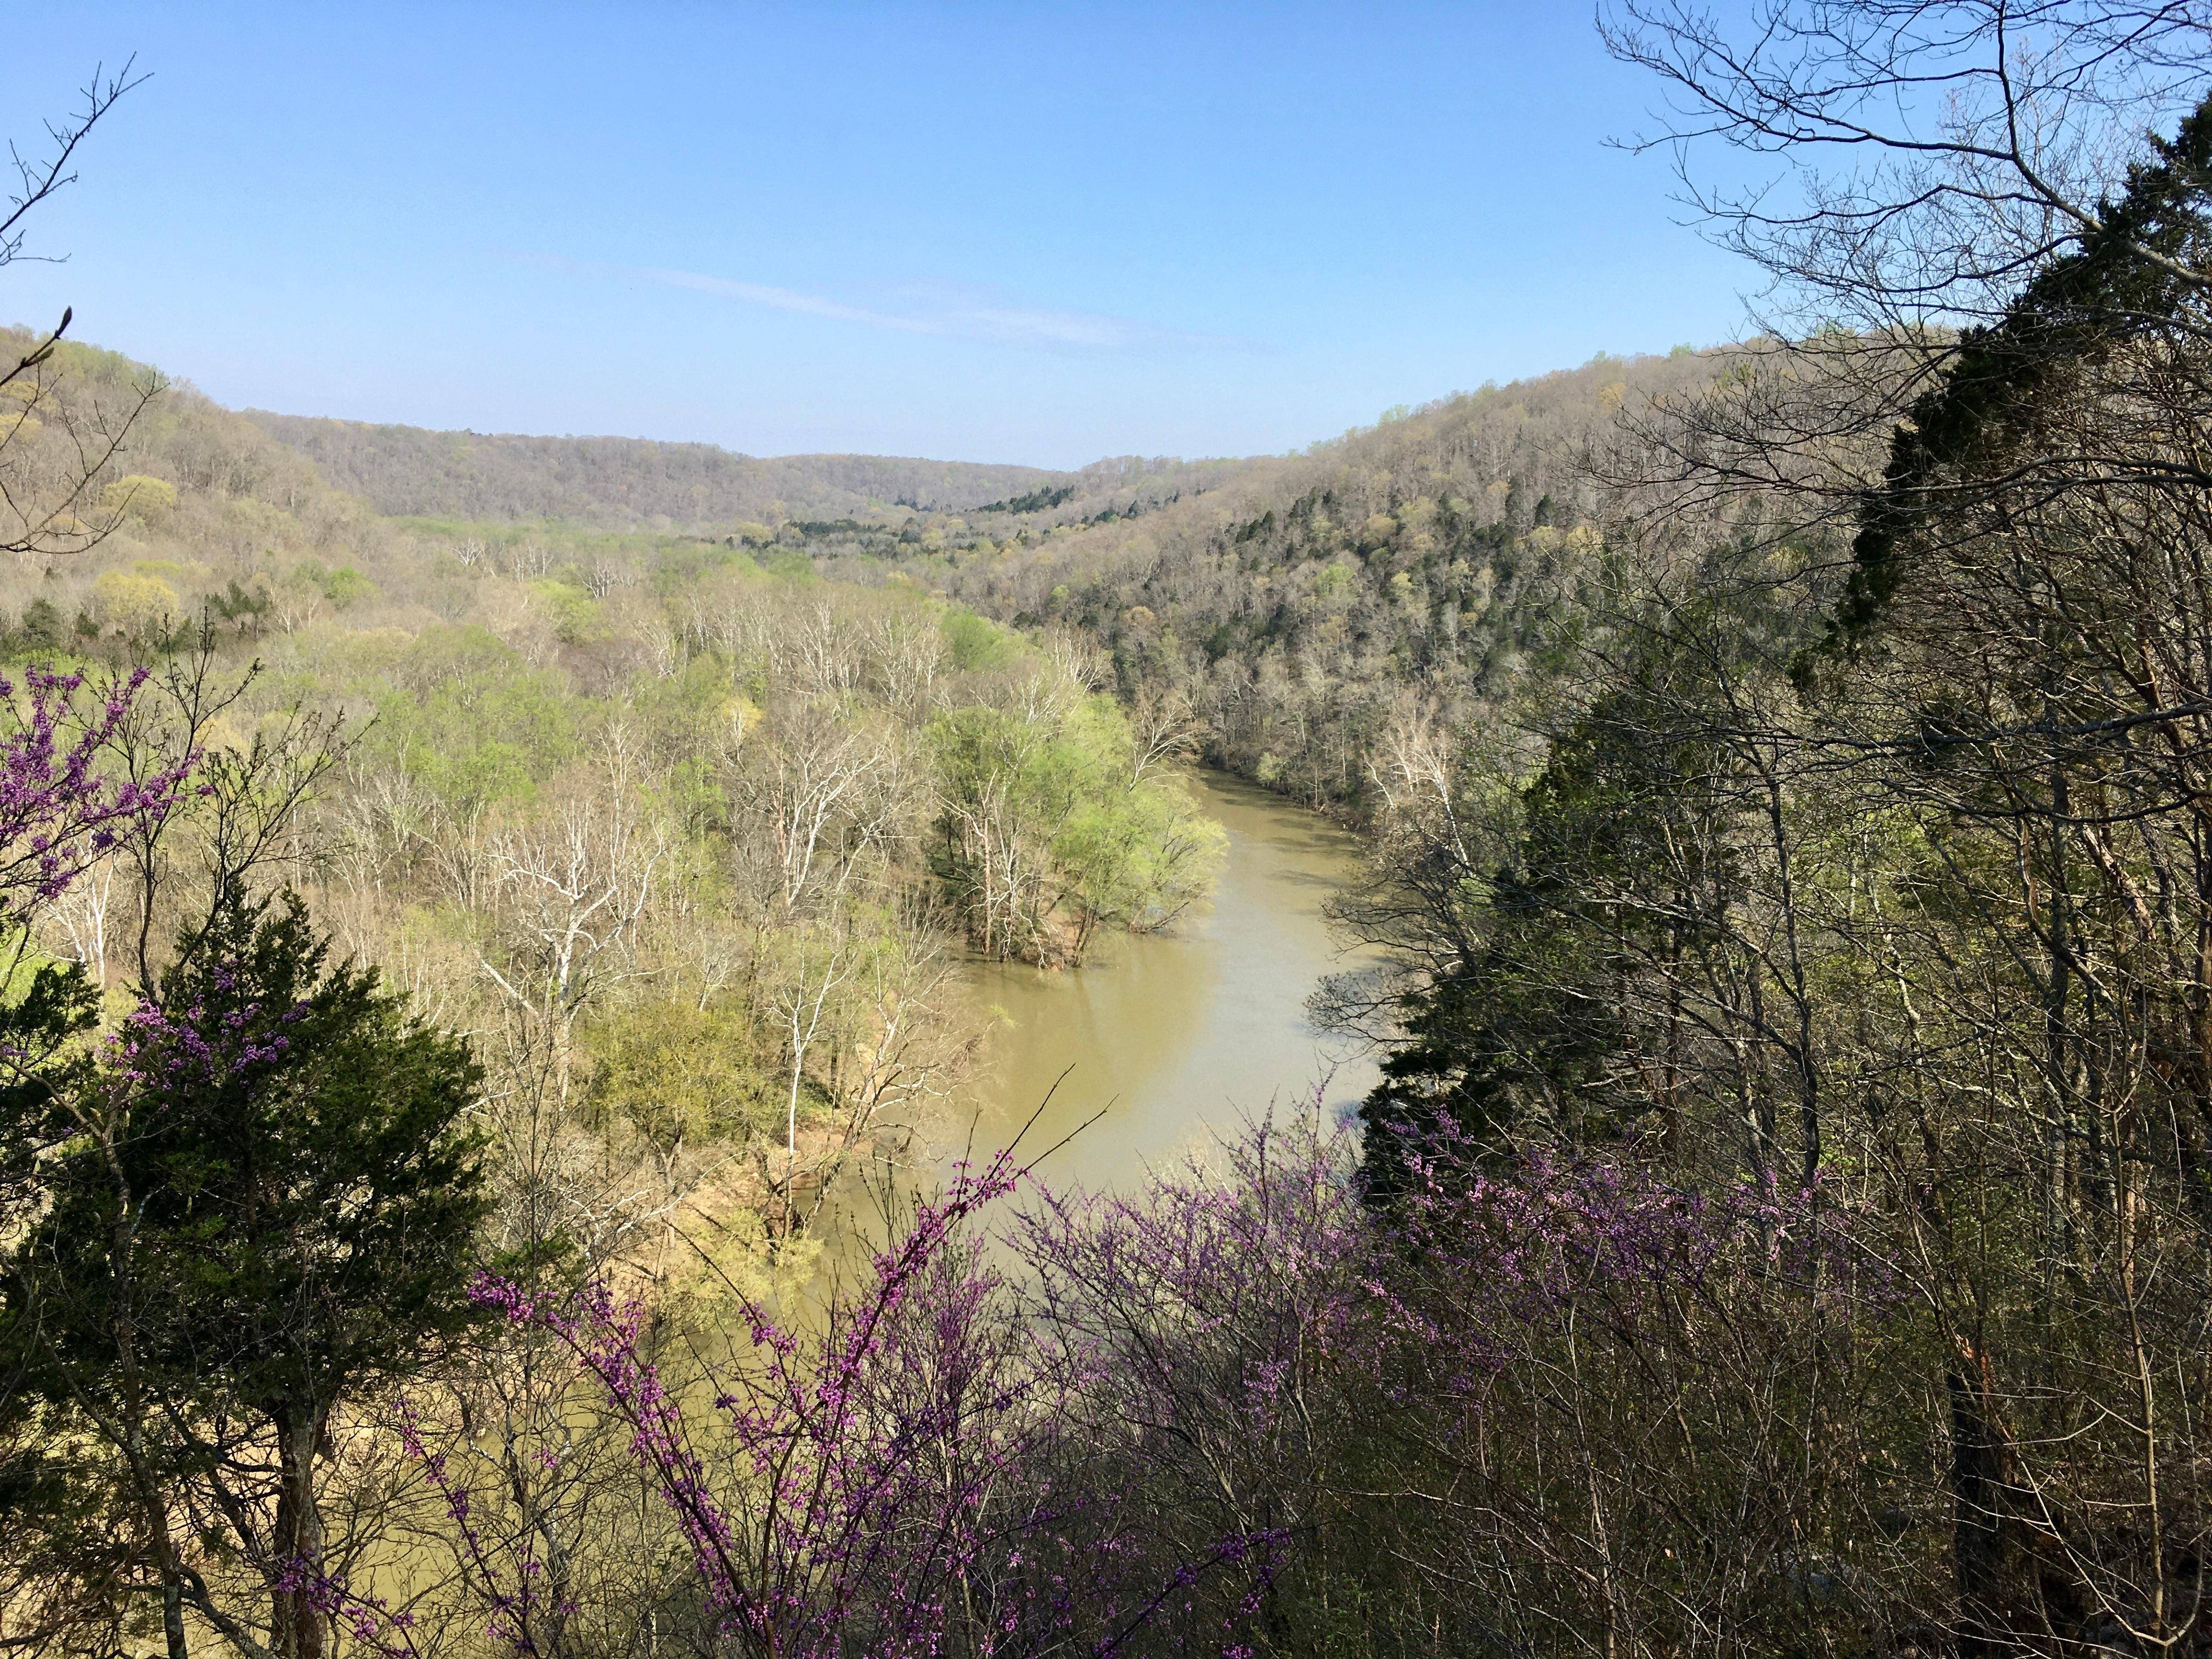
947,770,1379,1193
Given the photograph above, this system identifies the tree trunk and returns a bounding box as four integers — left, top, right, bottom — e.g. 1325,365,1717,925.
272,1400,327,1659
1949,1362,2006,1659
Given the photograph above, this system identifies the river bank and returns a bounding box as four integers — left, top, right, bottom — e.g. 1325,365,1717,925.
947,769,1379,1194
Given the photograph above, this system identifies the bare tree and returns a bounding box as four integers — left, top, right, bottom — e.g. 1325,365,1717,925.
480,732,669,1105
0,58,158,560
1599,2,2212,541
1605,1,2212,331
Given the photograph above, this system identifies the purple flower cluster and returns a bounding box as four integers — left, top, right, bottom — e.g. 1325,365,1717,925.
110,991,302,1090
273,1554,422,1658
440,1141,1294,1658
412,1110,1890,1656
0,666,193,913
393,1395,573,1649
452,1150,1044,1658
101,938,312,1138
1014,1114,1374,1441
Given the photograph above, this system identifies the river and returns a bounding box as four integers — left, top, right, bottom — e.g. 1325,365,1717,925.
946,770,1378,1194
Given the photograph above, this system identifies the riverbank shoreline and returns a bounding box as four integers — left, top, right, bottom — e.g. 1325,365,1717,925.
945,769,1380,1194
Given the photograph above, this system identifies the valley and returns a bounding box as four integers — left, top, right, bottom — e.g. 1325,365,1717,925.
8,12,2212,1649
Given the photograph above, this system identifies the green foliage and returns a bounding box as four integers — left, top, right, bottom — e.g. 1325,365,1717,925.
91,569,182,642
0,893,487,1653
941,607,1015,672
320,564,374,610
975,483,1077,514
99,473,177,522
362,625,582,812
1052,701,1226,934
210,576,271,635
5,893,488,1410
586,998,773,1149
15,597,60,650
929,692,1223,961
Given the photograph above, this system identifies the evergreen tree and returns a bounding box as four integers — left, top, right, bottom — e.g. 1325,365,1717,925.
0,892,488,1659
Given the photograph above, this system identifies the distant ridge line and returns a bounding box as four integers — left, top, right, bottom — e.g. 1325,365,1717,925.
241,409,1073,528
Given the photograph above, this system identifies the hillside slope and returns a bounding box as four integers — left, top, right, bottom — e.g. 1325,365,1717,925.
0,328,755,652
242,411,1079,527
891,349,1734,810
0,323,1735,824
0,327,1279,663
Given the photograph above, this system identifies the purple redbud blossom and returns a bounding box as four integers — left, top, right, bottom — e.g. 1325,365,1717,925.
0,666,193,915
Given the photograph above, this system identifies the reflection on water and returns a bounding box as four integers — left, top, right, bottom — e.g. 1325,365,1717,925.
949,770,1378,1193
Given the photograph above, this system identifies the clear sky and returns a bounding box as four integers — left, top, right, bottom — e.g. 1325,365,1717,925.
3,2,1755,469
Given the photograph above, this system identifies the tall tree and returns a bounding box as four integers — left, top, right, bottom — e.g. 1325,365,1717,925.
1,893,488,1659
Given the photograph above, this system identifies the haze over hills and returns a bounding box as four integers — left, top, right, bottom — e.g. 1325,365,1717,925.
2,323,1710,765
888,348,1729,808
0,322,1726,867
1,320,1728,820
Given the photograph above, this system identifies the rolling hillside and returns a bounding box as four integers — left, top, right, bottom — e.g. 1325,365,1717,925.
887,348,1736,810
241,411,1079,527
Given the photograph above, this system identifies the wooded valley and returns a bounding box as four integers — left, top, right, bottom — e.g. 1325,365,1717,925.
7,3,2212,1656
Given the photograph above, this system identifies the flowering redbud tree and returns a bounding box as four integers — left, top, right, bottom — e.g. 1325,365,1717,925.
1014,1107,1909,1656
1332,1111,1920,1656
1008,1114,1363,1649
0,664,188,924
445,1135,1296,1659
427,1088,1913,1659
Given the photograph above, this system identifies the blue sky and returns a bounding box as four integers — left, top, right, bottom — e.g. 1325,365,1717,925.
3,3,1754,468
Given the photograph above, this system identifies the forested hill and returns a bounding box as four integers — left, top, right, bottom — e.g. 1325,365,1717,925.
241,410,1080,527
10,325,1726,787
905,347,1726,810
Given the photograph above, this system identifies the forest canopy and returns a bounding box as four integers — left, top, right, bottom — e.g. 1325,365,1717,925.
13,4,2212,1655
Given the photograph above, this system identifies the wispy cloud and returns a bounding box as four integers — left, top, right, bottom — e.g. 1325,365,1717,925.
640,267,949,335
520,252,1250,353
962,304,1237,350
